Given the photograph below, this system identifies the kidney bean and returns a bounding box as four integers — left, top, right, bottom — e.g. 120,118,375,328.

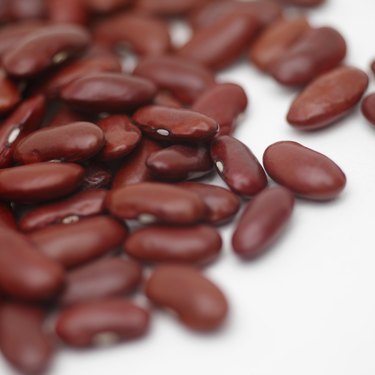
46,0,88,25
8,0,45,20
82,163,113,190
0,162,84,203
59,258,142,306
0,228,65,300
232,187,294,259
250,16,310,71
29,216,128,269
263,141,346,200
145,265,228,331
0,303,54,375
3,25,91,78
134,0,210,16
106,182,207,225
0,70,20,115
192,83,248,135
153,92,183,108
134,55,215,105
19,190,107,232
133,106,218,142
269,26,347,86
55,298,150,348
361,93,375,127
0,203,17,229
178,13,259,70
124,225,222,265
47,105,93,128
211,135,268,197
61,72,157,113
85,0,132,13
287,66,369,130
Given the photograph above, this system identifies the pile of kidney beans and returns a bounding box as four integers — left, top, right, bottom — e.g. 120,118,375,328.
0,0,373,373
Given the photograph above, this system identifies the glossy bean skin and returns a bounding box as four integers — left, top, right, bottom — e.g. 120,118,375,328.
146,144,213,181
0,162,84,203
29,216,128,269
0,203,17,229
287,66,369,130
19,190,107,232
3,25,91,78
232,187,294,259
263,141,346,200
134,0,210,16
46,0,88,25
269,27,347,86
106,183,207,225
82,163,113,190
145,265,228,331
0,303,54,375
124,225,222,265
59,258,142,306
133,106,218,142
361,93,375,127
85,0,133,13
211,136,268,197
61,73,157,113
0,228,65,300
0,70,20,115
55,298,150,348
133,55,215,105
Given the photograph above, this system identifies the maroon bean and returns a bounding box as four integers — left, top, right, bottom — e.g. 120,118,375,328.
106,182,207,225
0,228,65,300
134,0,210,16
55,298,150,348
263,141,346,200
29,216,128,269
59,258,142,306
211,135,268,197
61,73,157,113
287,66,369,130
47,105,92,128
82,163,113,191
133,106,218,142
361,93,375,127
46,0,88,25
124,225,222,265
153,92,183,108
269,27,347,86
0,203,17,229
0,162,84,203
0,70,20,115
145,265,228,331
8,0,45,20
19,190,107,232
232,187,294,259
85,0,133,13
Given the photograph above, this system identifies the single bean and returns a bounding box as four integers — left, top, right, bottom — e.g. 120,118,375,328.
153,92,183,108
82,163,113,190
85,0,133,13
0,203,17,229
361,93,375,127
134,0,210,16
0,70,20,115
46,0,88,25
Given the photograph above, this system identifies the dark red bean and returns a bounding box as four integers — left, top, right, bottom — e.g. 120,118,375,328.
55,298,150,348
85,0,133,13
263,141,346,200
361,93,375,127
0,303,54,375
46,0,88,25
106,182,207,225
153,92,183,108
232,187,294,259
124,225,222,265
47,105,91,128
145,265,228,331
82,163,113,190
134,0,210,16
8,0,45,20
29,216,128,269
133,106,218,142
19,190,107,232
59,258,142,306
211,135,268,197
0,70,20,115
0,203,17,229
0,162,84,203
0,228,65,300
287,66,369,130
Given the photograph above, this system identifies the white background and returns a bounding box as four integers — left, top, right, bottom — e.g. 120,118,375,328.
3,0,375,374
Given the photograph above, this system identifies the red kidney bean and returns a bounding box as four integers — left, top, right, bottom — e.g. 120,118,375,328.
211,135,268,197
178,13,259,70
192,83,248,136
0,303,54,375
145,265,228,331
232,187,294,259
361,93,375,127
178,182,240,225
0,70,20,115
263,141,347,200
8,0,45,20
85,0,133,13
55,298,150,348
46,0,88,25
29,216,128,269
250,16,310,71
19,190,107,232
0,203,17,229
3,25,91,78
124,225,222,265
133,106,218,142
0,162,84,203
61,72,157,113
287,66,369,130
47,105,92,128
153,92,183,108
0,228,65,300
106,182,207,225
134,55,215,105
82,163,113,190
59,258,142,306
146,144,213,181
134,0,210,16
269,26,347,86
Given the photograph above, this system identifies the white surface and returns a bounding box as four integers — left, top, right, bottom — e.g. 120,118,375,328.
3,1,375,374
